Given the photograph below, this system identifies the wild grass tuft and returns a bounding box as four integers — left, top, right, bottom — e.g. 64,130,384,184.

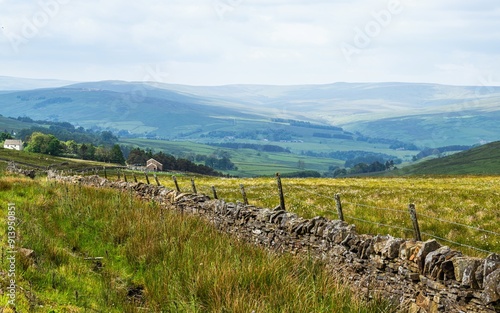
0,176,396,312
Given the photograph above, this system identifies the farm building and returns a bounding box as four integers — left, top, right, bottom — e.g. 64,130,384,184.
3,139,23,151
146,158,163,171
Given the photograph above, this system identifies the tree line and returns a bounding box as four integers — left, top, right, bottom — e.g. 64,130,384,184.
126,148,224,176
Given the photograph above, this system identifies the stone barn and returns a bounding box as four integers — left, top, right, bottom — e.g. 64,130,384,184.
146,158,163,172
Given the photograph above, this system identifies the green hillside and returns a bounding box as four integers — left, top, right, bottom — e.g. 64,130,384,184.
398,141,500,175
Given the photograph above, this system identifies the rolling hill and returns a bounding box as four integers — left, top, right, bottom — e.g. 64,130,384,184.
397,141,500,175
0,79,498,146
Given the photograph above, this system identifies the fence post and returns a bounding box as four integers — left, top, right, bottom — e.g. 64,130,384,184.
154,173,161,186
144,172,150,185
240,184,249,205
172,176,180,192
133,173,137,183
276,173,286,211
335,194,344,221
117,170,121,181
191,178,197,194
104,167,107,179
408,203,422,241
211,185,218,199
123,173,128,183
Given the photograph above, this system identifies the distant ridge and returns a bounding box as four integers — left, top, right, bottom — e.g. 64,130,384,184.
399,141,500,175
0,76,76,91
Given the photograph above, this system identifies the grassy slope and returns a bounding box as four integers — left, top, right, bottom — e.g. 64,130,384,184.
0,116,36,133
0,147,122,171
0,175,393,312
398,141,500,175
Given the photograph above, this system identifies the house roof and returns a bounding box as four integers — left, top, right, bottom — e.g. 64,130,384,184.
4,139,22,145
147,158,162,165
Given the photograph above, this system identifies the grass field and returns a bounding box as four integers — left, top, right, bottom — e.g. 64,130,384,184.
0,174,395,312
150,174,500,257
120,138,343,176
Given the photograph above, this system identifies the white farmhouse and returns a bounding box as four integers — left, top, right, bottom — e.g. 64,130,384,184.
3,139,23,151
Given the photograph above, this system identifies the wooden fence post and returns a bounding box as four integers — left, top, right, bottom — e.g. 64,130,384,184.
408,203,422,241
191,178,197,194
172,176,180,192
144,172,150,185
276,173,286,211
123,173,128,183
211,185,218,199
133,173,137,183
240,184,249,205
104,167,107,179
154,173,161,186
117,171,121,181
335,194,344,221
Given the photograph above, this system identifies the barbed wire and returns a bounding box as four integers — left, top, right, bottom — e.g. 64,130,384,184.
420,232,495,254
346,216,415,233
342,201,408,214
286,184,499,238
416,212,500,237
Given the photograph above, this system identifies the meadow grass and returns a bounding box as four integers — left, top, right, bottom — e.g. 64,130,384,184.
0,174,396,312
154,175,500,257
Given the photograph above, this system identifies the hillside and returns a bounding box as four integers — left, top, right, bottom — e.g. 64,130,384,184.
398,141,500,175
0,79,498,148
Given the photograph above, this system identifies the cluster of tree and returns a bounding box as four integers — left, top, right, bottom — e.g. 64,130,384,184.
0,132,13,142
279,170,322,178
202,128,296,141
126,148,224,176
209,142,291,153
412,145,473,161
17,125,117,147
302,150,400,163
312,132,354,140
325,160,396,177
24,132,126,164
355,133,419,150
272,118,343,131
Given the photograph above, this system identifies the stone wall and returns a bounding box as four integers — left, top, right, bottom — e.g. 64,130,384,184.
48,172,500,313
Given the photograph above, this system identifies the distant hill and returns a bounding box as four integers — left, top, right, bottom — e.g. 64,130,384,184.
0,76,75,91
0,78,498,147
398,141,500,175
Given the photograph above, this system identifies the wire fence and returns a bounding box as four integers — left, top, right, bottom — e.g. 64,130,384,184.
55,167,500,255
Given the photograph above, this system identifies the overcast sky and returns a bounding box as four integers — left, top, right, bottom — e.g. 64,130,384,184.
1,0,499,86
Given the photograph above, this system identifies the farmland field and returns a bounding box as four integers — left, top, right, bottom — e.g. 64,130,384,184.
153,174,500,257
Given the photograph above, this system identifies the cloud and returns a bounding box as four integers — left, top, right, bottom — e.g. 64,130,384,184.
0,0,498,85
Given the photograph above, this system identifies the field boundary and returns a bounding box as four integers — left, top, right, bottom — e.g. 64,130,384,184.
40,169,500,312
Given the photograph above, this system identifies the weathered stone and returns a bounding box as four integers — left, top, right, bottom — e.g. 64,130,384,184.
415,240,441,272
481,268,500,304
381,237,403,259
453,257,482,288
424,246,450,276
484,253,500,278
399,240,419,260
372,235,389,254
416,292,431,311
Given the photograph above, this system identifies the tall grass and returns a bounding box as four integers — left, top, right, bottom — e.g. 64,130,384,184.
160,175,500,257
0,176,396,312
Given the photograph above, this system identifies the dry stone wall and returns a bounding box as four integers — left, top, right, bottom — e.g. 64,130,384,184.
48,172,500,313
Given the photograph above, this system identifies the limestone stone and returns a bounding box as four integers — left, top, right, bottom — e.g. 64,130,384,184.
415,239,441,271
481,268,500,304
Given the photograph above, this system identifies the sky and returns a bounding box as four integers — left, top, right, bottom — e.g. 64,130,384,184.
1,0,499,86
